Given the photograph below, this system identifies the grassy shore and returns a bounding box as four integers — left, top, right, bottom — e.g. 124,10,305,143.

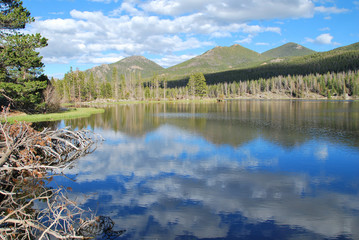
81,98,218,106
3,107,105,123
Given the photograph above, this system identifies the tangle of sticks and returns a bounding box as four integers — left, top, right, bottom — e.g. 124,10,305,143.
0,107,123,239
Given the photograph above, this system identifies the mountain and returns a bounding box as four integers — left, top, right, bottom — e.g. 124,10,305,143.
162,44,264,79
83,41,357,82
86,56,164,81
330,42,359,52
167,42,359,88
262,42,316,59
162,43,318,80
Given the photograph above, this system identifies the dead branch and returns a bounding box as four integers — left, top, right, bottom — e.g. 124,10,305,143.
0,108,122,239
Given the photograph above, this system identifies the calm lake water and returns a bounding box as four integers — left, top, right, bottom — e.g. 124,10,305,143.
53,100,359,240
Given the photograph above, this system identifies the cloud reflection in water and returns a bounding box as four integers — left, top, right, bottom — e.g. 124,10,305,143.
63,124,359,240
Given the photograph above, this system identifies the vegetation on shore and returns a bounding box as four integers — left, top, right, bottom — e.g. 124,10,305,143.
54,70,359,103
3,107,104,123
52,42,359,103
0,0,51,114
168,49,359,87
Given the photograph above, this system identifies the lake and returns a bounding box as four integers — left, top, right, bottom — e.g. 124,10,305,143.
52,100,359,239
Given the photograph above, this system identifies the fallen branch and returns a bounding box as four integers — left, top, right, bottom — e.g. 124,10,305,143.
0,107,123,239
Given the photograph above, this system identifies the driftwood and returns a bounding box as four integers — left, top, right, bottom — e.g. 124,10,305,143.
0,107,123,239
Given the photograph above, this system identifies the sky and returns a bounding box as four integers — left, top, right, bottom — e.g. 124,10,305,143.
22,0,359,78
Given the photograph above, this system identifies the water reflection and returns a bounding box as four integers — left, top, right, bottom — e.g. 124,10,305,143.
56,100,359,239
65,100,359,148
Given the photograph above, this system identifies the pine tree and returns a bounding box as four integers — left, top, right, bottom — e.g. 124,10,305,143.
186,73,208,97
88,72,96,100
119,74,126,99
195,72,208,97
0,0,49,113
187,74,195,97
112,67,118,100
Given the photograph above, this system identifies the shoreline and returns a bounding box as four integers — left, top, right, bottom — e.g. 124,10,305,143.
4,94,357,123
79,91,357,105
3,107,105,123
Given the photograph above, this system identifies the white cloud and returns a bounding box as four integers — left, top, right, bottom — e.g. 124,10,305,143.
316,33,334,44
236,35,254,44
320,27,330,31
305,33,338,45
256,42,270,46
29,0,340,68
153,54,197,68
30,4,282,66
63,125,359,239
315,6,349,14
141,0,315,20
78,54,124,64
48,12,64,15
111,2,143,16
315,145,329,161
210,31,232,38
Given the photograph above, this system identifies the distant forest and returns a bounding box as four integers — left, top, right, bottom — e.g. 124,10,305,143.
53,49,359,101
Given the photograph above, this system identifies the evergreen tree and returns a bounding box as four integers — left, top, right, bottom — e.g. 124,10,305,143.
112,67,118,100
187,73,208,97
187,74,196,97
119,74,126,99
195,73,208,97
88,72,96,100
0,0,48,113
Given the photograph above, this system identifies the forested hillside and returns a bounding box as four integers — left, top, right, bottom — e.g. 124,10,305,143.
53,42,359,102
84,42,316,83
167,49,359,87
330,42,359,52
85,56,164,82
162,44,264,78
261,42,315,59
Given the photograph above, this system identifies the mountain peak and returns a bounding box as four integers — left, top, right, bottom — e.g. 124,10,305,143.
86,55,164,81
119,55,149,63
166,44,262,75
262,42,315,59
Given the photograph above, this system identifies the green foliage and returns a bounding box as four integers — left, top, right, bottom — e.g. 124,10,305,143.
1,33,47,80
187,73,208,97
55,68,359,102
330,42,359,52
4,107,105,123
187,74,195,96
0,0,33,30
88,72,97,100
167,49,359,88
53,41,359,102
84,56,164,83
165,44,265,79
0,0,48,113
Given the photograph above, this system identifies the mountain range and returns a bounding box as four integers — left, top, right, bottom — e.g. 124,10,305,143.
85,42,359,82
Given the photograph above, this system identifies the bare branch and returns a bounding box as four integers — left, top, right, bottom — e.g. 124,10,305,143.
0,109,120,239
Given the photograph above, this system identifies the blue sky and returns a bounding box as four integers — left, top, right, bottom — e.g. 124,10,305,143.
23,0,359,78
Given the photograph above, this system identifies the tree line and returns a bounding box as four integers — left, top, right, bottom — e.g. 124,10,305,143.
54,69,359,101
205,70,359,99
166,49,359,88
53,46,359,102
